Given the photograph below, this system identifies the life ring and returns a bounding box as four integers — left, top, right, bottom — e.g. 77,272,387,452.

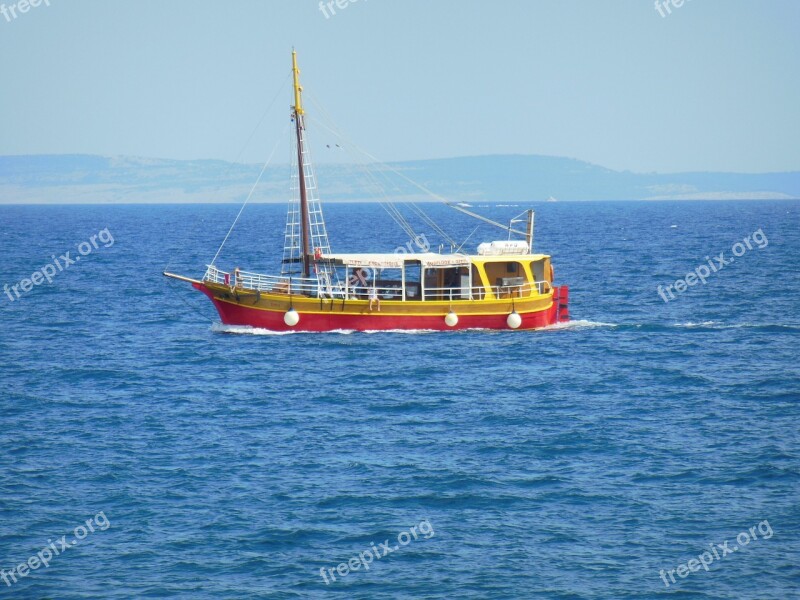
314,247,322,259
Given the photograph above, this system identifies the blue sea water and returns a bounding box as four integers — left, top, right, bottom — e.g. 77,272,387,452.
0,200,798,599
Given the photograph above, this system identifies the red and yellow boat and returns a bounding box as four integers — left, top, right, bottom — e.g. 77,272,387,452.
164,52,569,332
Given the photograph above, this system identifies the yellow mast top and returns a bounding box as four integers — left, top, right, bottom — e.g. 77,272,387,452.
292,49,304,116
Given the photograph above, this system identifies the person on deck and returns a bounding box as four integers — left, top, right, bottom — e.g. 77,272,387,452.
350,268,368,299
369,285,381,312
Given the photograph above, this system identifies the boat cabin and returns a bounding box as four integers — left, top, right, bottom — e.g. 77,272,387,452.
318,243,553,302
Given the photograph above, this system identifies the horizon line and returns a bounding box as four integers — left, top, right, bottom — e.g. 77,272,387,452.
2,152,799,177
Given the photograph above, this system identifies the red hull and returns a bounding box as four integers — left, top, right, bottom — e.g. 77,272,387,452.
195,283,570,332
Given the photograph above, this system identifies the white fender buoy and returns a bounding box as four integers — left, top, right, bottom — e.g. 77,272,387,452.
507,311,522,329
284,309,300,327
445,311,458,327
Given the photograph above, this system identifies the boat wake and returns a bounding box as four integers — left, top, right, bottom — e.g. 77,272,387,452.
211,320,796,336
211,323,298,335
545,320,800,333
210,323,440,335
669,321,800,332
537,319,617,331
211,321,617,335
612,321,800,333
362,329,438,335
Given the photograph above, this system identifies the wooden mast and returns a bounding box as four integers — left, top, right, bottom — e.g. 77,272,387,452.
292,50,311,277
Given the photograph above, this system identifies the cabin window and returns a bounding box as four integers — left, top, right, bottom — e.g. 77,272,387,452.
529,259,550,294
374,268,403,300
424,268,438,297
530,259,546,282
471,265,485,300
405,261,422,300
421,266,470,300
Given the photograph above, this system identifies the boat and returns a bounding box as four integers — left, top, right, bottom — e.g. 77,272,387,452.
164,51,569,332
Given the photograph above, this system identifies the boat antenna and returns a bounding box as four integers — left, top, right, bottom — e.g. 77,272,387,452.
509,209,535,252
526,209,534,252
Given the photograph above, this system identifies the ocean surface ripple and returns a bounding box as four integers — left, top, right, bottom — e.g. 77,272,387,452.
1,201,798,598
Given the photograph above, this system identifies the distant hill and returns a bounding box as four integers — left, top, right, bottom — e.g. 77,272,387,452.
0,154,798,204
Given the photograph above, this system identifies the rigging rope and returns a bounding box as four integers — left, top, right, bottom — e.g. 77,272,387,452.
209,120,290,267
305,94,524,239
304,99,421,243
305,105,463,248
403,201,458,248
164,72,292,275
166,278,217,323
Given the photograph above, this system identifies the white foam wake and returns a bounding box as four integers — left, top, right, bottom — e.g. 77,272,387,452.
211,320,619,335
211,323,298,335
210,323,438,336
673,321,720,328
672,321,799,330
538,319,617,331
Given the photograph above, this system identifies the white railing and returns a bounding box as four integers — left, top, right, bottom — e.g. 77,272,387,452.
348,280,552,301
421,280,551,301
203,265,326,297
203,266,552,302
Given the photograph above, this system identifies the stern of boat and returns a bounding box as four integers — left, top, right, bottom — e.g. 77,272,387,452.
553,285,570,323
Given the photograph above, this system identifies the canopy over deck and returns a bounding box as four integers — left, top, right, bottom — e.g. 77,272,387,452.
322,251,550,269
322,252,470,269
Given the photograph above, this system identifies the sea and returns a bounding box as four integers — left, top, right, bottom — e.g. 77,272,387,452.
1,200,798,599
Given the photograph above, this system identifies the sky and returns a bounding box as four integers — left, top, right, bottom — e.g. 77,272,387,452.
1,0,799,173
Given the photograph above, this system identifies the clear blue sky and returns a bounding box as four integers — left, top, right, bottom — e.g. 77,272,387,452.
1,0,798,173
